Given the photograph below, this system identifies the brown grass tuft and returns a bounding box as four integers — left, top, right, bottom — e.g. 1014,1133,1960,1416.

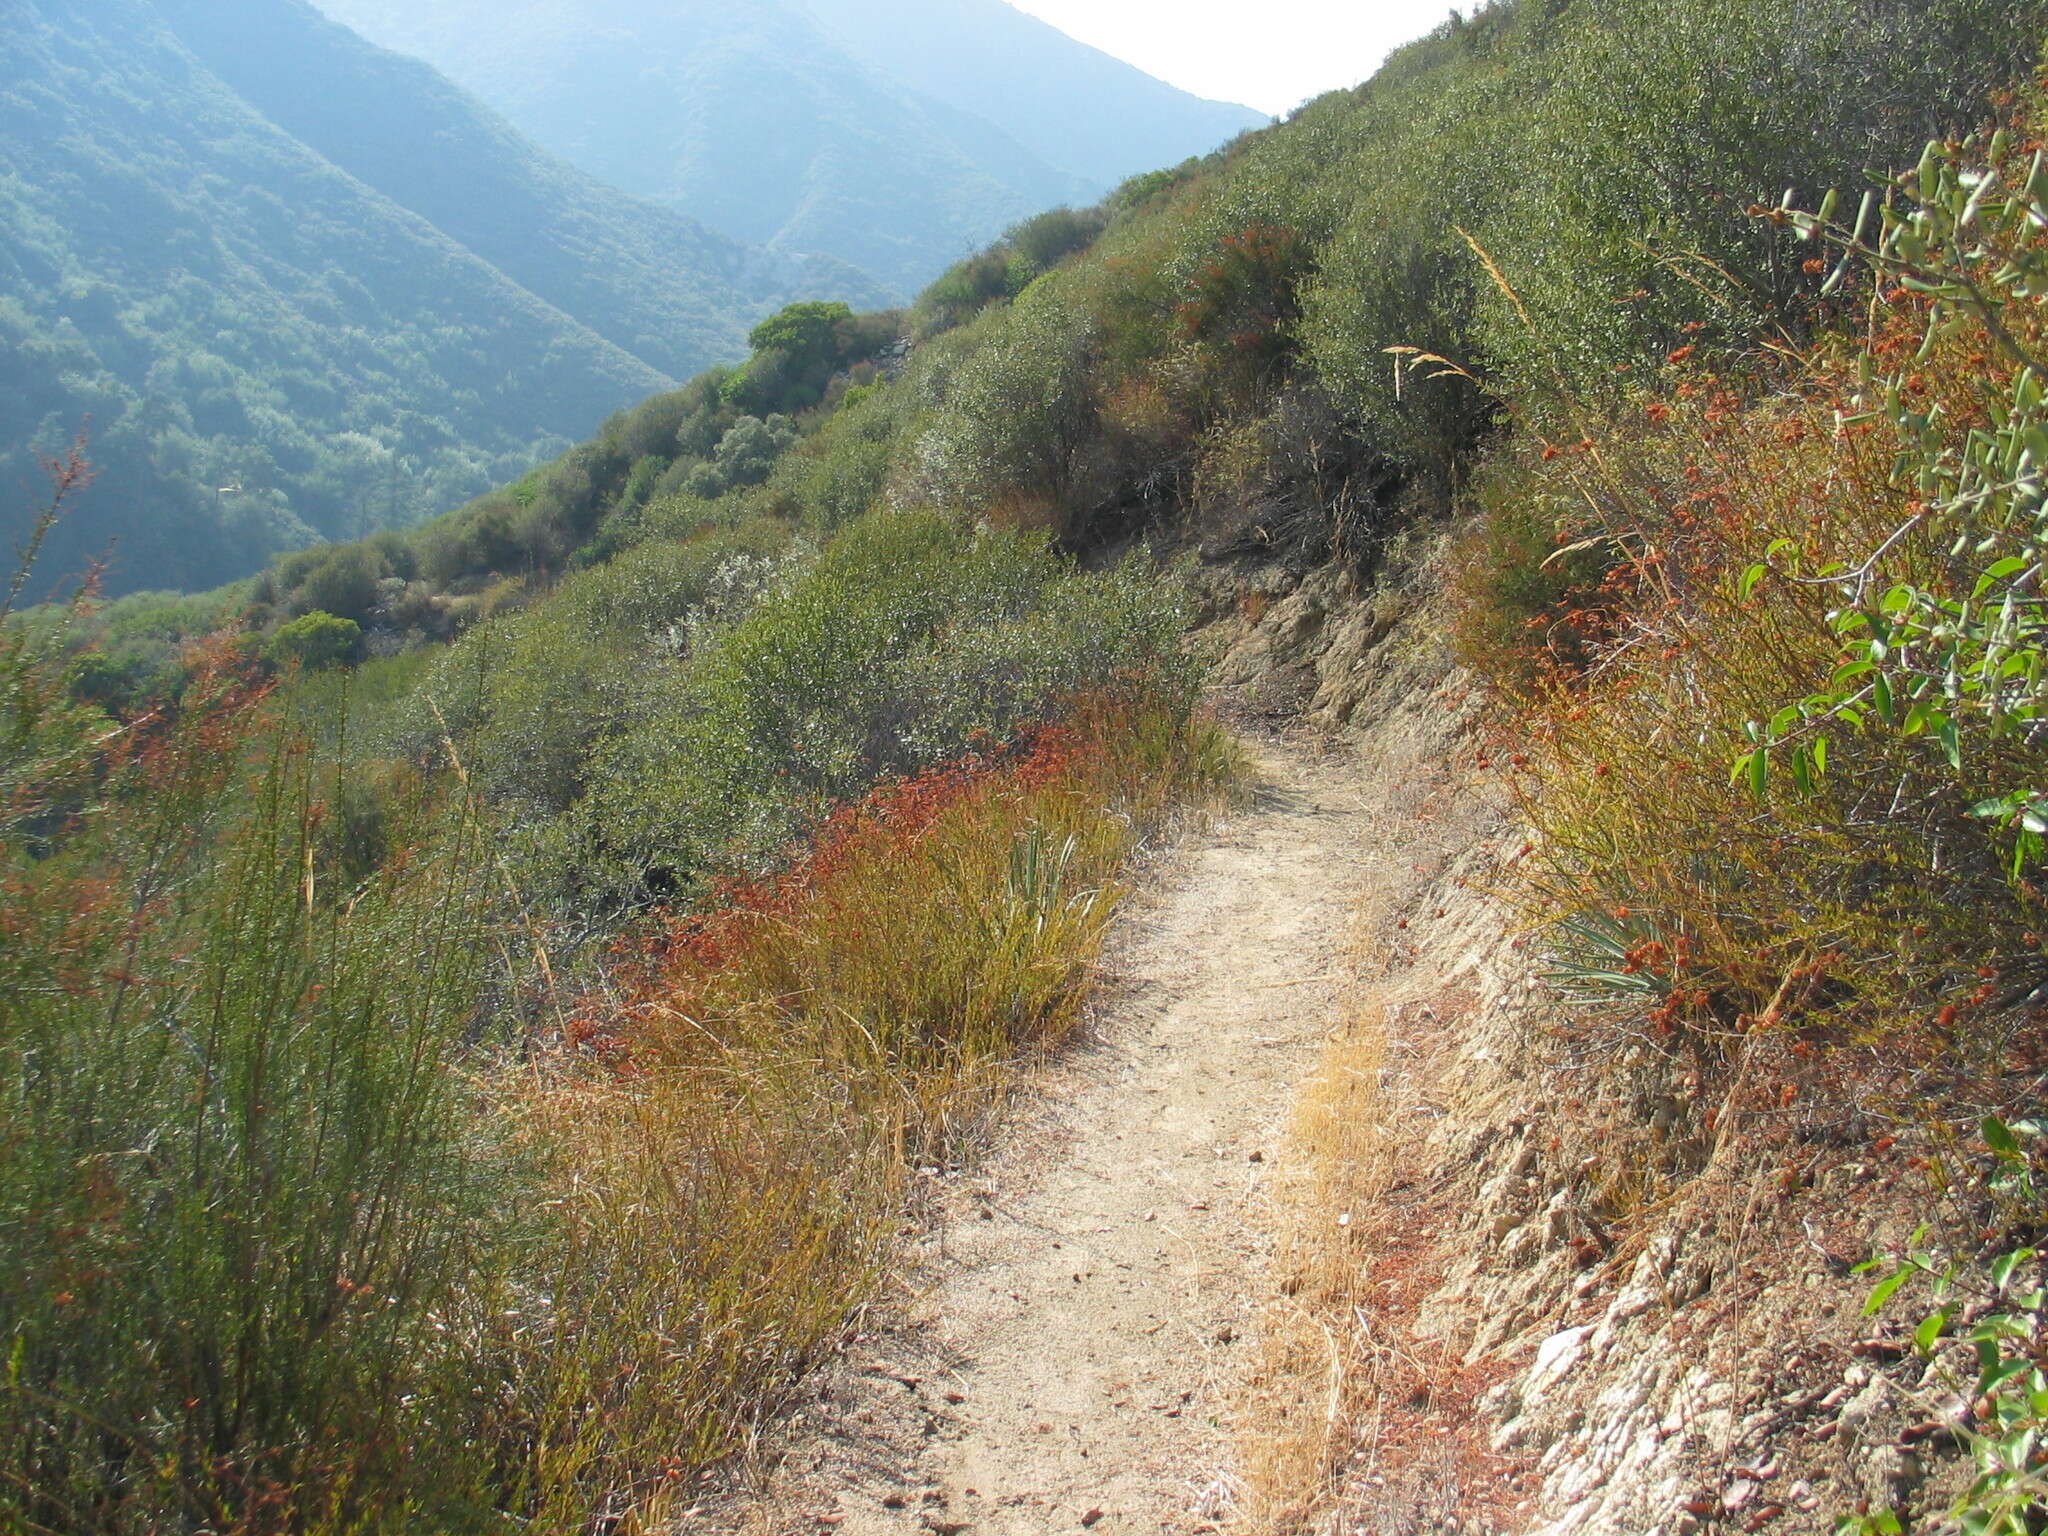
1237,998,1396,1534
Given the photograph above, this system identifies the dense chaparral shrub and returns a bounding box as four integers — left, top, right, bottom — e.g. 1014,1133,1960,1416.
539,511,1194,912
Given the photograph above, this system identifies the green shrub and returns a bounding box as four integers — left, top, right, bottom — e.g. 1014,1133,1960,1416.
759,385,908,531
0,674,510,1534
911,250,1019,340
1848,1118,2048,1536
63,647,159,711
911,208,1109,341
684,414,798,498
289,543,389,624
400,522,795,832
910,278,1100,520
268,608,364,670
1753,129,2048,866
1475,0,2038,400
999,210,1083,272
570,512,1189,909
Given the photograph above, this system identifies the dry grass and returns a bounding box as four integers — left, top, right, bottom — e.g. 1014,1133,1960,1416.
495,1069,899,1532
1236,997,1396,1535
1236,863,1428,1535
980,488,1068,536
1237,963,1516,1536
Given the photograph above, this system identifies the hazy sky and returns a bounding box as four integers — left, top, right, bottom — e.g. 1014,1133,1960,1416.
1007,0,1465,116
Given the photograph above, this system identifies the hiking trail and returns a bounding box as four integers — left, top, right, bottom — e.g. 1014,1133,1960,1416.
744,736,1386,1534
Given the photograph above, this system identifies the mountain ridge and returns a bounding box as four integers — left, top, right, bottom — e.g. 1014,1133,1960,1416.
798,0,1265,188
154,0,884,382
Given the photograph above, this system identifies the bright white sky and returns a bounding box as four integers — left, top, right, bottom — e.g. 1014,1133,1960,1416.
1007,0,1466,116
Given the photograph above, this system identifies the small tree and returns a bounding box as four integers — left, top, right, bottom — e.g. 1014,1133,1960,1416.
724,302,858,414
268,610,362,671
291,544,389,625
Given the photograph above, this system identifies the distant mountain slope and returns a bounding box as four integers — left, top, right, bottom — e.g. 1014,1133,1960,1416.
309,0,1264,295
799,0,1266,190
0,0,880,594
153,0,883,381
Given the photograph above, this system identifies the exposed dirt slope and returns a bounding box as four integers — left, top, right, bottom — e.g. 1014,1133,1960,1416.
1196,554,1969,1536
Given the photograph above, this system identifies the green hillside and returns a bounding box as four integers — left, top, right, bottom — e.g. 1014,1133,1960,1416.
224,0,2030,645
0,0,883,596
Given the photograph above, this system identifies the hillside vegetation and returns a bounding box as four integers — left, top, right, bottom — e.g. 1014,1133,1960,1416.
8,0,2048,1531
0,0,880,596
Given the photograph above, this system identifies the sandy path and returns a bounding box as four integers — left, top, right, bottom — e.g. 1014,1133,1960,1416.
781,739,1375,1536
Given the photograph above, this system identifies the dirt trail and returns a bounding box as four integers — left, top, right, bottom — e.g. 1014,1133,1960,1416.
771,738,1380,1535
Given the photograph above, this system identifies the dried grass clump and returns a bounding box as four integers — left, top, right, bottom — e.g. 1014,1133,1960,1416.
493,1071,897,1532
1236,1001,1396,1535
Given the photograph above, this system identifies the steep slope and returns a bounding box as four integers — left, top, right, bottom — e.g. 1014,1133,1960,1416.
307,0,1260,295
0,0,877,595
22,2,2048,1533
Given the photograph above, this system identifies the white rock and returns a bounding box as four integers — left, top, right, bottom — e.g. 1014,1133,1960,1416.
1524,1325,1594,1408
